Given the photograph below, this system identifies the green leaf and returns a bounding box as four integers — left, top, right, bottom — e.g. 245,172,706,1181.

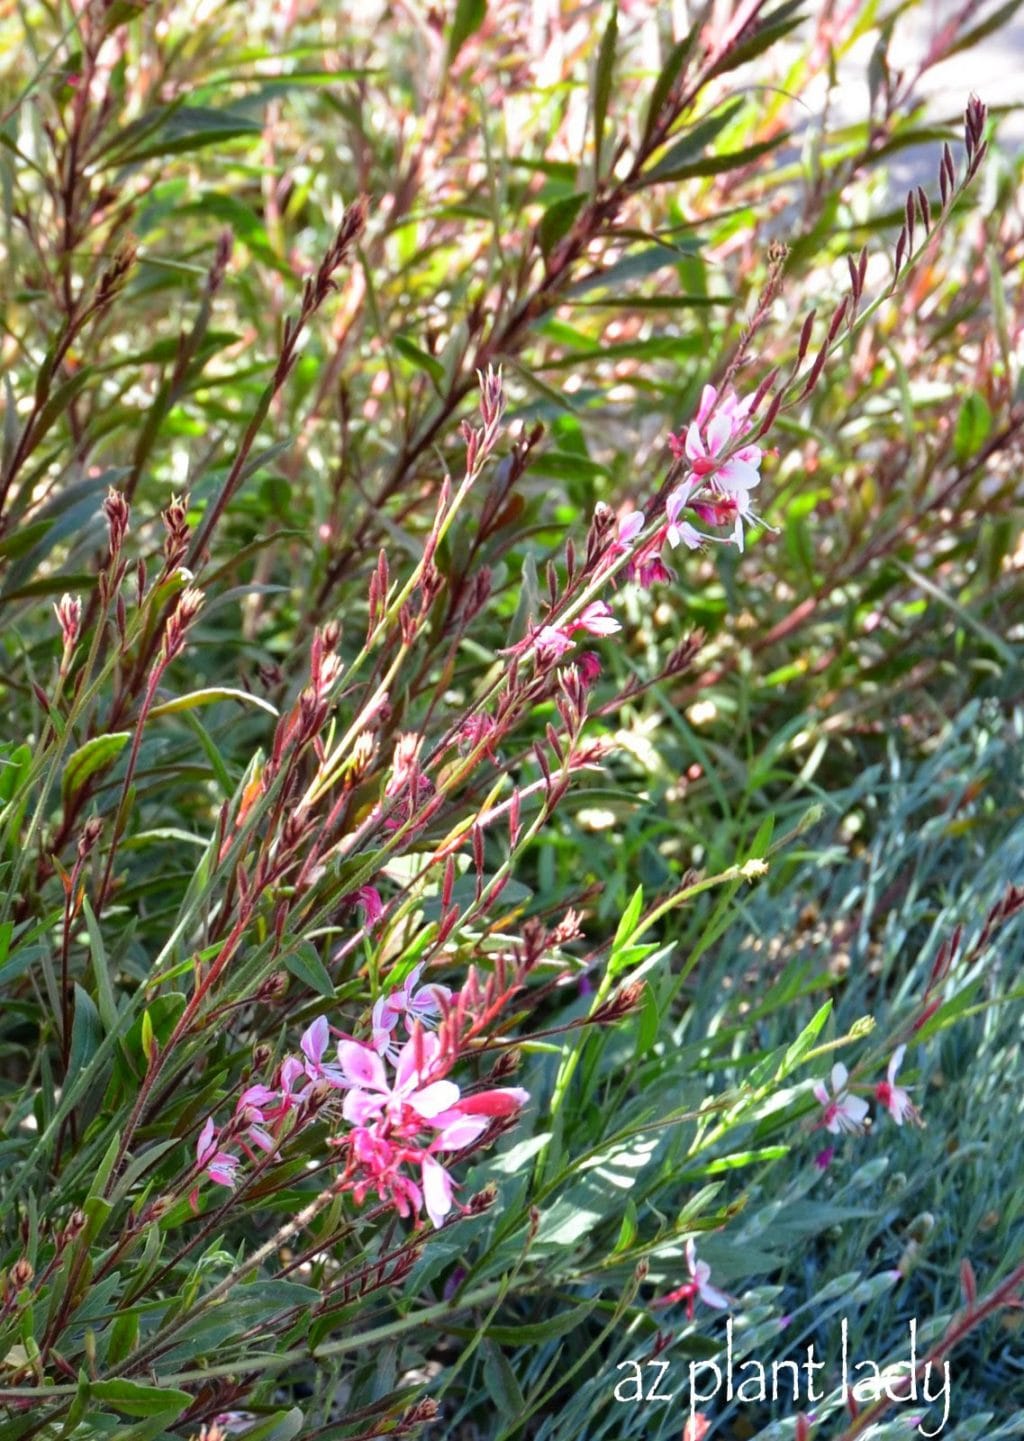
283,941,334,999
447,0,487,65
641,100,744,183
82,896,118,1032
953,391,992,461
90,1378,192,1419
706,0,806,78
646,132,785,185
777,1000,832,1081
634,981,660,1057
641,28,699,149
485,1299,598,1345
229,1410,304,1441
484,1341,527,1421
105,1310,140,1368
147,687,279,720
61,733,132,807
393,334,446,387
592,6,617,185
537,192,587,261
612,884,644,952
67,984,104,1085
0,517,52,560
103,105,261,164
613,1197,638,1253
945,0,1023,57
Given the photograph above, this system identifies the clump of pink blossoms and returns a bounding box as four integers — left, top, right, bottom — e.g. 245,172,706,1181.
193,990,529,1229
532,600,621,663
337,1031,527,1226
664,383,768,553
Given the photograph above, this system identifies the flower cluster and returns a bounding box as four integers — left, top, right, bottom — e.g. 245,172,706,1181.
615,383,770,593
813,1047,922,1157
664,384,768,554
193,990,528,1229
532,600,621,663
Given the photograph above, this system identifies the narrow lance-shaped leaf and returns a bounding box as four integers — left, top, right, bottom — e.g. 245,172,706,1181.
592,4,618,188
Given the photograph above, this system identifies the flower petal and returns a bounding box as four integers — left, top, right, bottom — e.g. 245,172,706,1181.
432,1113,490,1149
422,1154,454,1228
342,1087,384,1125
706,412,732,455
300,1016,329,1067
338,1040,387,1091
696,384,718,426
718,457,761,492
410,1079,462,1119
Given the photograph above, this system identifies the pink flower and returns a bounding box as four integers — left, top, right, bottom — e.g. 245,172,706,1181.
348,1125,424,1219
813,1063,870,1135
196,1118,240,1188
629,551,674,588
459,711,500,759
602,509,646,570
339,1034,460,1129
420,1153,455,1227
372,963,453,1059
354,886,383,926
577,651,602,686
574,600,621,637
299,1015,347,1087
235,1084,279,1153
278,1055,311,1111
653,1239,730,1319
666,385,767,551
665,482,706,550
875,1046,922,1127
533,624,575,661
416,1088,528,1226
429,1085,530,1151
814,1146,835,1170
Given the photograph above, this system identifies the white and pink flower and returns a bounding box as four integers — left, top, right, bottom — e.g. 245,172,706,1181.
875,1046,922,1126
372,963,452,1059
196,1118,240,1189
653,1239,731,1318
813,1063,870,1135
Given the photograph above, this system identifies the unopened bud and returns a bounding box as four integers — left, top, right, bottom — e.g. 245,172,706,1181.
54,593,82,652
10,1258,34,1290
61,1209,87,1246
467,1183,497,1214
77,817,103,858
103,488,130,553
257,972,289,1002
